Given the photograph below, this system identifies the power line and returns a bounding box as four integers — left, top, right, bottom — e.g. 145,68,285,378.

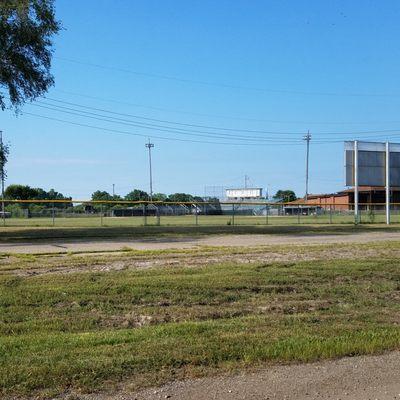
38,97,400,138
55,56,400,98
54,89,400,126
22,103,400,146
43,97,308,135
31,97,400,139
30,101,305,141
22,111,318,146
26,102,305,143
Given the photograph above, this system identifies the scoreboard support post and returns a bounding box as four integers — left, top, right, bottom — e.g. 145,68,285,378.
386,142,390,225
354,140,359,224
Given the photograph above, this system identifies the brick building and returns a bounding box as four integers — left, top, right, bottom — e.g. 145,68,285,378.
285,187,400,214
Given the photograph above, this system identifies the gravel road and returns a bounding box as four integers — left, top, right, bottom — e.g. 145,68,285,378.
1,231,400,254
78,351,400,400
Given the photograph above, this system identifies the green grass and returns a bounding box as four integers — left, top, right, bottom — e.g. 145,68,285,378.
1,251,400,398
2,221,400,243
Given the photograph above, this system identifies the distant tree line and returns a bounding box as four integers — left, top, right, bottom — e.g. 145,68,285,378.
91,189,204,203
4,184,72,217
2,185,219,215
90,190,207,211
3,184,298,217
4,185,298,204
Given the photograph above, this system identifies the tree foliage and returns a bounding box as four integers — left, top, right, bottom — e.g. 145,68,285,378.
0,140,10,184
152,192,167,202
0,0,60,110
5,184,71,210
167,193,195,202
273,189,297,202
5,184,69,200
91,191,113,202
125,189,149,202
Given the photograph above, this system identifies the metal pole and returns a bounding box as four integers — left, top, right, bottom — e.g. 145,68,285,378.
112,183,115,197
0,131,5,227
100,204,103,226
303,131,311,201
386,141,390,225
143,203,147,226
145,140,154,201
265,204,268,225
232,204,235,226
354,140,359,224
195,204,199,226
245,175,249,189
52,202,55,227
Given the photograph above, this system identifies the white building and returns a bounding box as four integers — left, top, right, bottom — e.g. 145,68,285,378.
226,188,263,201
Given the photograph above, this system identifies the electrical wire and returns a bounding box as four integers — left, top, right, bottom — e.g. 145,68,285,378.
23,101,400,145
39,97,400,138
26,102,305,142
54,88,400,126
55,56,400,98
22,111,317,146
43,97,307,135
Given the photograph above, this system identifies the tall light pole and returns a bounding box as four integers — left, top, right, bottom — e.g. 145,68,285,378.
303,131,311,201
145,139,154,201
0,131,5,225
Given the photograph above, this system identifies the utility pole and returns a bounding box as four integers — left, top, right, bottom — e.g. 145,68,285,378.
112,183,115,197
303,131,311,201
0,131,5,225
145,139,154,201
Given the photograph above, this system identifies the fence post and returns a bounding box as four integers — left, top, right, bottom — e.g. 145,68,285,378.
297,206,300,224
100,204,103,226
156,206,160,226
2,200,5,227
195,204,199,226
52,202,55,227
232,204,235,226
143,203,147,226
265,204,268,225
329,207,332,224
2,199,5,227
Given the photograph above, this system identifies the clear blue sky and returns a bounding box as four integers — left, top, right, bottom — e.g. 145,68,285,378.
2,0,400,199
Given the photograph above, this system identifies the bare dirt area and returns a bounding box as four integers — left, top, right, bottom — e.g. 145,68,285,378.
1,230,400,254
3,239,400,277
71,351,400,400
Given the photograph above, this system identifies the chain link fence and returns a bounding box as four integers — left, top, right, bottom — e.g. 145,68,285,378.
0,199,398,227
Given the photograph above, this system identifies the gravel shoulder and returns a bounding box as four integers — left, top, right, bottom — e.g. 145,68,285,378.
75,351,400,400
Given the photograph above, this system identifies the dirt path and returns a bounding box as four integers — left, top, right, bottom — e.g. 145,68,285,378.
1,231,400,254
78,351,400,400
4,241,400,277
